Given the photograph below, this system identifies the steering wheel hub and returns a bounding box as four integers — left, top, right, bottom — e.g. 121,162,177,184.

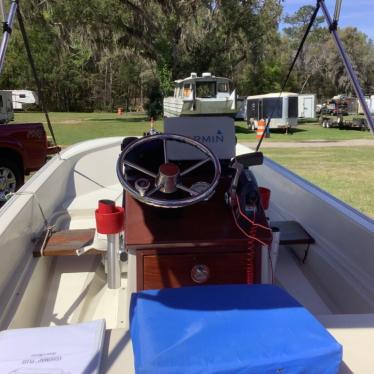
156,163,180,193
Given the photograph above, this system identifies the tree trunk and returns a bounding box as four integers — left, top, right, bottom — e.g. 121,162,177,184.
109,61,113,110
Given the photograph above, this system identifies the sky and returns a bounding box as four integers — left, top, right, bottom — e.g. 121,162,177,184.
281,0,374,41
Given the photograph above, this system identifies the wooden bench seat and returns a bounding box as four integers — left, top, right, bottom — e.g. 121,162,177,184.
33,228,100,257
270,220,314,245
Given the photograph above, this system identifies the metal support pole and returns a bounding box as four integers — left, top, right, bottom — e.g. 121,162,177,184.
0,1,6,23
261,245,271,284
270,227,281,272
17,6,58,147
107,233,121,289
0,0,17,74
333,0,342,24
319,0,374,135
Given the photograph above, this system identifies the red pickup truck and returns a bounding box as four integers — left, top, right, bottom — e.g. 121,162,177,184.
0,123,60,202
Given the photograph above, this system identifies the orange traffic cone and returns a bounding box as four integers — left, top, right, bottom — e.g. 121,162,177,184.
256,119,266,139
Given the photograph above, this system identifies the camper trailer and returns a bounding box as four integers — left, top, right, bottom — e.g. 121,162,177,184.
6,90,38,110
0,90,13,123
246,92,298,130
298,94,316,119
357,96,374,114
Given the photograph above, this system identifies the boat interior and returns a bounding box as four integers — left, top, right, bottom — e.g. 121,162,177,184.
1,116,374,373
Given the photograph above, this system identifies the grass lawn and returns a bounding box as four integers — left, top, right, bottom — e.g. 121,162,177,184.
15,112,156,146
263,147,374,218
14,111,374,218
14,112,373,145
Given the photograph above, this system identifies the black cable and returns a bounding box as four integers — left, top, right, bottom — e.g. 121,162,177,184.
16,7,58,147
255,1,321,151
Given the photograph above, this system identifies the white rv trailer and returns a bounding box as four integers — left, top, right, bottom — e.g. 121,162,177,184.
246,92,298,129
357,96,374,114
5,90,38,110
163,73,237,117
235,96,247,120
298,94,316,118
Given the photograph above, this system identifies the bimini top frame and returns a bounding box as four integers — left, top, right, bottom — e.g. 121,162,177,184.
0,0,17,74
256,0,374,150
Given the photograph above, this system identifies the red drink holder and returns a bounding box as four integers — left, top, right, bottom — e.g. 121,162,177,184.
95,199,125,234
259,187,271,210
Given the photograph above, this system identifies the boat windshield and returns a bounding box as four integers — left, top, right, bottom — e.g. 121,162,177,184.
196,81,216,98
217,82,229,93
183,84,192,97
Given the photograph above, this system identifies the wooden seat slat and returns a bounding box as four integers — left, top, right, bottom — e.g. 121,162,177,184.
33,228,100,257
271,221,314,245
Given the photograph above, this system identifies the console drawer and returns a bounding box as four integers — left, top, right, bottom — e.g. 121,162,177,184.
141,251,256,290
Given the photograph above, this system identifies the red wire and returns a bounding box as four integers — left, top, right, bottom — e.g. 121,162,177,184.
235,195,273,233
231,193,274,284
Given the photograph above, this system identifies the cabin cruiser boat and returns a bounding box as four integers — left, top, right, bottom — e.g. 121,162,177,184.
163,72,237,118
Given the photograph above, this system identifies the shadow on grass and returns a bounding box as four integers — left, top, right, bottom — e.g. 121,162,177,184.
89,117,148,123
235,126,307,135
271,128,307,134
235,125,253,134
338,126,370,132
298,118,320,124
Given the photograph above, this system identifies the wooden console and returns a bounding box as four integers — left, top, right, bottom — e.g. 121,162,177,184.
125,179,271,291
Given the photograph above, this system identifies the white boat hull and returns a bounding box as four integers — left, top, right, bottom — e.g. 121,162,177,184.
163,97,237,117
1,138,374,372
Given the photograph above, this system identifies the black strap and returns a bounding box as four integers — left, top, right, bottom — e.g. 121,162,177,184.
3,22,12,34
16,7,58,148
256,1,321,151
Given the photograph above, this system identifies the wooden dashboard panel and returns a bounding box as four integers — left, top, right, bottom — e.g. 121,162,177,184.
125,179,271,249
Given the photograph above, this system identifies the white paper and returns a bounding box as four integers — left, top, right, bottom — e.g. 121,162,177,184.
0,319,105,374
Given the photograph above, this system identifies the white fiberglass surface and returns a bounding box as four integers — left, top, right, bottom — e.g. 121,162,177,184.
39,256,128,331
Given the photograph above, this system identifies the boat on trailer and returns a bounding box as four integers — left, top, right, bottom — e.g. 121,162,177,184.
1,0,374,373
163,72,237,118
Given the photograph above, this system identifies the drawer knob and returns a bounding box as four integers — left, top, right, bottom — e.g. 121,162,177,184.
191,264,210,284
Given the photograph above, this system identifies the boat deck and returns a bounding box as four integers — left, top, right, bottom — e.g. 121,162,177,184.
6,187,370,373
12,228,374,373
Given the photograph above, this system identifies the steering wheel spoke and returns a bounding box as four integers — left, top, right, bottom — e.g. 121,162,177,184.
176,183,199,196
163,139,168,163
146,185,161,197
180,157,210,177
124,160,157,178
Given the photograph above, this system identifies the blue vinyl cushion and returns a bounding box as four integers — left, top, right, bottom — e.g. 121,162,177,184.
130,284,342,374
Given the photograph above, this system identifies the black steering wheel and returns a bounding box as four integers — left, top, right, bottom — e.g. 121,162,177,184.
116,134,221,208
